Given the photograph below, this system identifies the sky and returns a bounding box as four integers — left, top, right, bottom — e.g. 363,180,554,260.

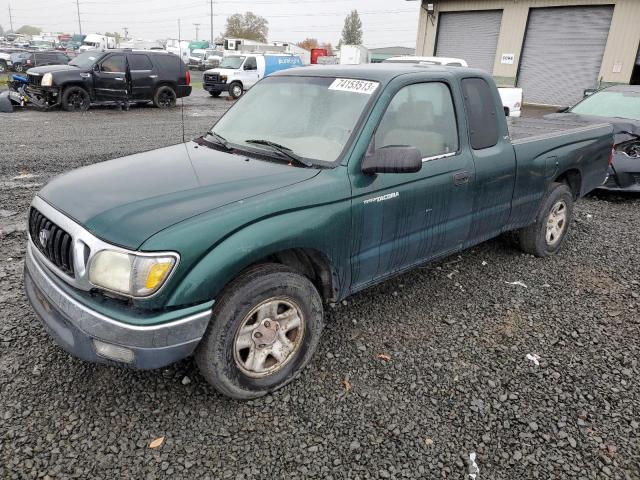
4,0,421,48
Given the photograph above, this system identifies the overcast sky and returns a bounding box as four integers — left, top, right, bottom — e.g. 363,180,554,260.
5,0,421,48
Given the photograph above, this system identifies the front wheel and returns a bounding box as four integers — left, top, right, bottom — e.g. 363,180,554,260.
195,264,324,400
153,85,177,108
228,81,243,100
518,182,573,257
61,86,90,112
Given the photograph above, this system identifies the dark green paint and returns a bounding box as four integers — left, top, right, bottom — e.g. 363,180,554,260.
36,65,614,323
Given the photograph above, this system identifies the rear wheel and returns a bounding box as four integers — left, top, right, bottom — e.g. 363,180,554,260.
209,91,221,98
518,182,573,257
0,60,7,73
228,81,243,100
61,86,90,112
153,85,177,108
14,64,25,73
195,264,323,399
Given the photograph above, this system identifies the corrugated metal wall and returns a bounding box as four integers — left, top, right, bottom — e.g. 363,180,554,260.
517,6,614,105
435,10,503,72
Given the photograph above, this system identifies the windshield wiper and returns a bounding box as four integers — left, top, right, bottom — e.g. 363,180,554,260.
245,139,312,167
204,130,233,152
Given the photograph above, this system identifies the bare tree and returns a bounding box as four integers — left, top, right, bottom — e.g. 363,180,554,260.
224,12,269,43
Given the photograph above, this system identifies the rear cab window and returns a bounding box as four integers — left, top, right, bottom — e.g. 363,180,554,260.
375,82,459,159
461,78,499,150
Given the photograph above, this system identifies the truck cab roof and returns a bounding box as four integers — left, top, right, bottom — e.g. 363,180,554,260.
273,63,488,84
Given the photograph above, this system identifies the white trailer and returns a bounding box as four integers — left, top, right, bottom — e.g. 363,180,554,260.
339,45,370,65
79,34,117,52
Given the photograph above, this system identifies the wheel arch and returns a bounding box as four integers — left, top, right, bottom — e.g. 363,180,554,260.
554,168,582,199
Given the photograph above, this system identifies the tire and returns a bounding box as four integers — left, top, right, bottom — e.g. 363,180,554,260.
228,81,243,100
61,86,90,112
153,85,177,108
209,91,221,98
14,64,25,73
518,182,574,257
195,263,324,400
0,60,6,73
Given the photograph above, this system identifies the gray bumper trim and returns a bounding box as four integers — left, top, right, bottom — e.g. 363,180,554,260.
25,243,211,349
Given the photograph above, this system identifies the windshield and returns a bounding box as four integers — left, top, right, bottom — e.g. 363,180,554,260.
218,56,245,69
69,51,102,68
570,90,640,121
209,76,379,164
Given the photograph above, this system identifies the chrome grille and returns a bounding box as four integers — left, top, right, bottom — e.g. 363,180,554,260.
29,208,75,276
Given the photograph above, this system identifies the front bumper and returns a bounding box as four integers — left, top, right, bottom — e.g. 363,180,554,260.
203,82,228,93
24,242,211,369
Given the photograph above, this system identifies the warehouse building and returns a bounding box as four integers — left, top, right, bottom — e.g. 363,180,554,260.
414,0,640,106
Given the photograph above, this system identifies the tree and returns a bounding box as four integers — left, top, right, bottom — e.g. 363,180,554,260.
104,32,122,44
297,38,319,51
223,12,268,43
321,42,334,55
0,25,4,36
17,25,42,36
341,10,362,45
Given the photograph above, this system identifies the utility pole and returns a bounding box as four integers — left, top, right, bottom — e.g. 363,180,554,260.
123,26,129,39
193,23,200,41
76,0,82,35
210,0,214,44
8,3,14,32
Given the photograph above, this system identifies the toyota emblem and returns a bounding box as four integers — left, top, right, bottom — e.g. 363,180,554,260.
39,229,50,248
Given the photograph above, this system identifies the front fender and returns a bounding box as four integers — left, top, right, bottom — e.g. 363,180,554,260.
138,168,353,309
165,202,350,307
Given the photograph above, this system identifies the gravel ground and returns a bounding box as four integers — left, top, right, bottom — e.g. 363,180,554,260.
1,95,639,479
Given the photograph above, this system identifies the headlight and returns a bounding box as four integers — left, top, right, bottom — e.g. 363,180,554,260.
220,75,227,82
89,250,177,297
41,73,53,87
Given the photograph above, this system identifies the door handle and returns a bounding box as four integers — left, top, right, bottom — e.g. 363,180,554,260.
453,171,470,185
114,77,124,81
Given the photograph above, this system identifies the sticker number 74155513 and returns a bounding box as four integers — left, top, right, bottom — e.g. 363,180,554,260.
329,78,379,95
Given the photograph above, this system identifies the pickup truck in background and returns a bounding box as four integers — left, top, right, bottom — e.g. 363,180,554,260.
24,64,612,399
383,56,523,117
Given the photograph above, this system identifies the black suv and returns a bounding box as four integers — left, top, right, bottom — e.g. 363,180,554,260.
24,50,192,111
11,51,71,73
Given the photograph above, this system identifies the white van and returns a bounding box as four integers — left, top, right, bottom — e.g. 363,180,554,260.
383,55,523,117
203,53,304,99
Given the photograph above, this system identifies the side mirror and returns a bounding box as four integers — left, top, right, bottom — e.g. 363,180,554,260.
93,63,100,72
556,106,570,113
583,88,597,98
362,146,422,175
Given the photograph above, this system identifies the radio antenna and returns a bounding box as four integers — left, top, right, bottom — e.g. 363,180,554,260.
178,18,186,144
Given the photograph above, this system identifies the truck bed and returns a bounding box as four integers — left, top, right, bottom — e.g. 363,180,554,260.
507,117,610,143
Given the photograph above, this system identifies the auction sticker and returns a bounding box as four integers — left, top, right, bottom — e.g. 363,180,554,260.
329,78,379,95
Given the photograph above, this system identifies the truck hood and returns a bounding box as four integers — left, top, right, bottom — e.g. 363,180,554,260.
38,142,320,249
27,65,86,75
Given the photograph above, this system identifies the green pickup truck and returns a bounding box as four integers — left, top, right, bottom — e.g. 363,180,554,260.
24,65,613,399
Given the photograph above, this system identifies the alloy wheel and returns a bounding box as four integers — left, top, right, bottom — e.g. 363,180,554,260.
546,200,567,246
233,297,305,378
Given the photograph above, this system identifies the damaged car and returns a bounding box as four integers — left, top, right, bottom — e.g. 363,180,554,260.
20,50,191,112
547,85,640,192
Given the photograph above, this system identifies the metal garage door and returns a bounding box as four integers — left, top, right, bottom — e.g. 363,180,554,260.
435,10,502,73
517,6,614,106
